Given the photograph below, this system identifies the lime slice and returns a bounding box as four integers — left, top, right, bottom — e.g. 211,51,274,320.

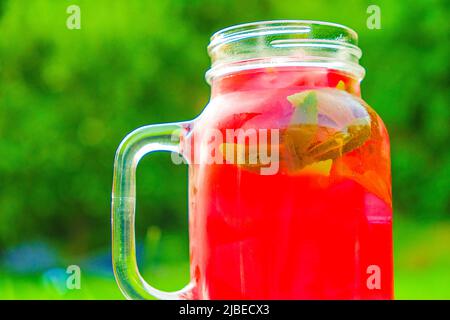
302,159,333,175
336,80,346,91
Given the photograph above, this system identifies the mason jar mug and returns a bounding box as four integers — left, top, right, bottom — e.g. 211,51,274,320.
111,20,393,300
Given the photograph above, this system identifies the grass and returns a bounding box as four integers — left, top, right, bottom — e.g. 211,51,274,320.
393,217,450,299
0,217,449,299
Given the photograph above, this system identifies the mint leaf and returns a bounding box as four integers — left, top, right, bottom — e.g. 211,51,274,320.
287,91,318,125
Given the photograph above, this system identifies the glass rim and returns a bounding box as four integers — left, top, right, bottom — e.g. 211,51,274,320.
206,20,365,83
209,20,360,50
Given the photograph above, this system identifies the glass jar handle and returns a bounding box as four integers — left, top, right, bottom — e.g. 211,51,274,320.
111,122,193,300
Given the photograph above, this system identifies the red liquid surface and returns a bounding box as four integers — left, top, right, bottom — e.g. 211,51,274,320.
185,68,393,299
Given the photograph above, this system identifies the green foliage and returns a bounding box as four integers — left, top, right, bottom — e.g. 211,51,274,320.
0,0,448,251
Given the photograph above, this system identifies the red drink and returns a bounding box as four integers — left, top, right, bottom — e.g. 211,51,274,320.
186,67,393,299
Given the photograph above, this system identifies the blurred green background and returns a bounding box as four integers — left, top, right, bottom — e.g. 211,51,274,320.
0,0,448,299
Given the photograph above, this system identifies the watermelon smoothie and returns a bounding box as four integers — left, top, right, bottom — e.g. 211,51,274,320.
184,67,393,299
